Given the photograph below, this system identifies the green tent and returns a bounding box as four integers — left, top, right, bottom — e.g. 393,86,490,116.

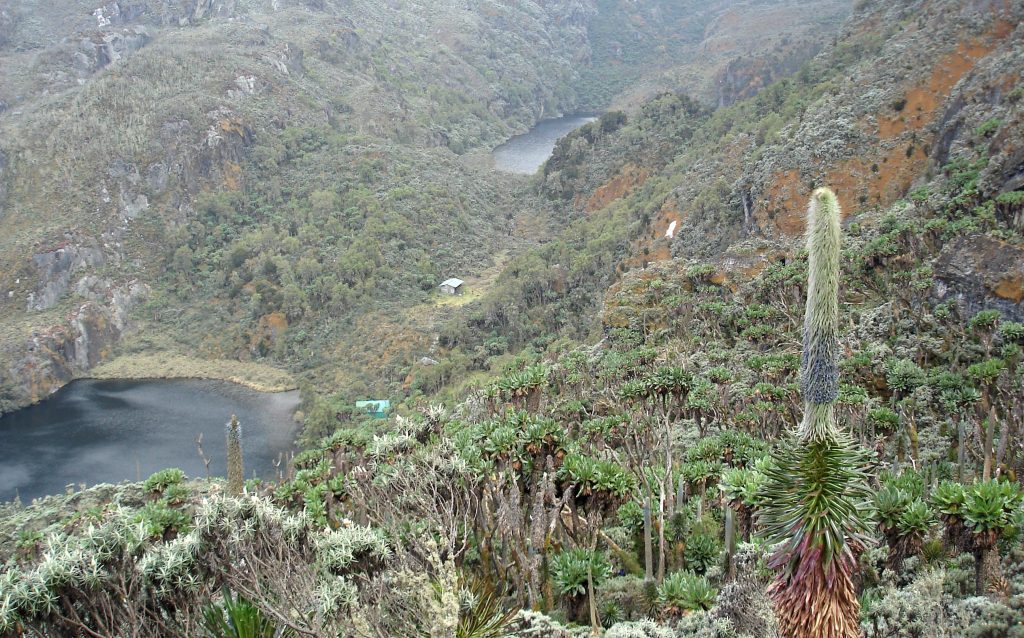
355,400,391,418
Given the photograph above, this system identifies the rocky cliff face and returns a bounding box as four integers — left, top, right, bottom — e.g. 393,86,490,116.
27,242,108,312
935,235,1024,322
743,0,1018,236
1,282,148,412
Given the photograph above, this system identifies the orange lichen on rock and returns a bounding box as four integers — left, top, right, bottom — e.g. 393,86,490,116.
223,161,243,190
826,142,927,212
761,142,927,235
878,22,1013,139
760,170,808,235
843,15,1023,231
618,200,682,271
585,165,649,212
250,312,288,352
218,117,247,136
868,143,928,204
994,273,1024,303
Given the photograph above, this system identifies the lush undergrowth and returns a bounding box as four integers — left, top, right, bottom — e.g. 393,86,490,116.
3,0,1024,636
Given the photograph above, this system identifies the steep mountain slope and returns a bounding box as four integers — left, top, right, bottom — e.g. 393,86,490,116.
0,0,850,414
579,0,852,109
0,0,591,411
3,1,1024,636
425,0,1022,404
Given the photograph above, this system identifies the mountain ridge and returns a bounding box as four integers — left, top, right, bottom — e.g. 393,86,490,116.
0,0,850,414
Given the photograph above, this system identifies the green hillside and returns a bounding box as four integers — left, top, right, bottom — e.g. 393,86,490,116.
3,0,1024,636
0,0,848,413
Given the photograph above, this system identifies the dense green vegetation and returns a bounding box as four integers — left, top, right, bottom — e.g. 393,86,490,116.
3,0,1024,636
0,0,853,416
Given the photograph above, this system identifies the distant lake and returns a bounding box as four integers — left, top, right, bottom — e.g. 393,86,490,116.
0,379,299,503
492,115,598,174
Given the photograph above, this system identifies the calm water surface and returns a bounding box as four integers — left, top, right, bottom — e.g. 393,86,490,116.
0,379,299,502
492,115,598,174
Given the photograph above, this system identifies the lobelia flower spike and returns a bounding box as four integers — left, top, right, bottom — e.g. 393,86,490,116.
226,414,245,495
799,187,842,442
760,188,873,638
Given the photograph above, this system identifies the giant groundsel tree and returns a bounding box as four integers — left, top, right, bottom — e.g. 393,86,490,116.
759,188,873,638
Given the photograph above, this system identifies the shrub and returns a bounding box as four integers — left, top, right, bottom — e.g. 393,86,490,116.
655,570,717,616
969,310,1002,332
505,610,586,638
598,576,651,622
1000,321,1024,343
1,495,391,637
975,118,1002,138
617,501,645,530
201,587,289,638
868,407,900,431
143,468,187,495
551,548,611,598
684,534,722,573
861,571,948,637
885,358,927,395
604,620,674,638
132,501,192,538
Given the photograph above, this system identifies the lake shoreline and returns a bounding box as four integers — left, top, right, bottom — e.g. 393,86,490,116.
492,114,600,174
85,353,298,394
0,377,301,503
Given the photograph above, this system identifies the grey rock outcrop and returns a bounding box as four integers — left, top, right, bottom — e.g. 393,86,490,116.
263,41,305,76
1,281,148,414
27,241,107,312
74,26,151,73
93,0,236,28
934,235,1024,323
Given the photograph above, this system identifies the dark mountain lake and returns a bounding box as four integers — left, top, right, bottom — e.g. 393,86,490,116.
0,379,299,503
492,114,598,174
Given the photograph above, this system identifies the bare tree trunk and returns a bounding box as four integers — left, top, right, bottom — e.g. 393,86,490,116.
657,484,667,583
996,417,1011,477
983,407,997,482
724,508,736,580
908,414,919,468
976,545,1002,596
653,410,674,583
587,564,600,635
957,418,967,482
643,496,654,583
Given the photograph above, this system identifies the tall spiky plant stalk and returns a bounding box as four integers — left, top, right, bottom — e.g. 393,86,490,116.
226,414,245,495
760,189,873,638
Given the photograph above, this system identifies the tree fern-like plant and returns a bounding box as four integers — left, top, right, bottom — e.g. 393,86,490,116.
759,189,873,638
962,479,1023,595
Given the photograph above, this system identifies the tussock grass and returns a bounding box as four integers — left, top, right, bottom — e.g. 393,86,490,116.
87,353,296,392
